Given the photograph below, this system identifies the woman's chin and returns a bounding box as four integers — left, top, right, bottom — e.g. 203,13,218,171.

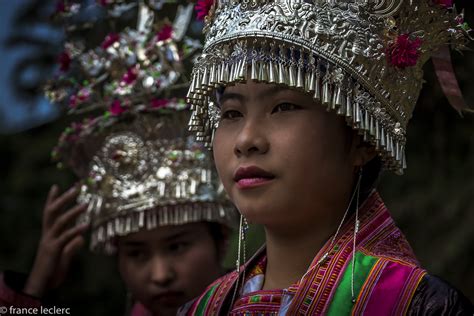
238,206,278,225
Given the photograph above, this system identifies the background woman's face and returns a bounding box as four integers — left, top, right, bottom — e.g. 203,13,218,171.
213,81,358,233
117,222,222,316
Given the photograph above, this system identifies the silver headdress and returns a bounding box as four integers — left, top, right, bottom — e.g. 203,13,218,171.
186,0,471,174
49,1,237,254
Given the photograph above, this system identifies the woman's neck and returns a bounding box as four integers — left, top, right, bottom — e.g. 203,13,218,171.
261,197,352,290
261,227,329,290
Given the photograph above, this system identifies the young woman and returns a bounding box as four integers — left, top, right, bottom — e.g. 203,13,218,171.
0,110,236,316
180,0,474,314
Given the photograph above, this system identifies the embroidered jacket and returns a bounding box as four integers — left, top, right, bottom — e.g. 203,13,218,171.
181,192,473,315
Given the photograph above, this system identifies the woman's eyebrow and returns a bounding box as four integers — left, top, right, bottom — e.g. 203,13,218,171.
219,86,292,105
219,92,245,105
121,241,146,247
258,85,292,99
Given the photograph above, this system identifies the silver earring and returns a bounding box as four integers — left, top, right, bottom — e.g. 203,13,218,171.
351,167,363,303
236,214,248,273
297,168,363,303
231,214,249,305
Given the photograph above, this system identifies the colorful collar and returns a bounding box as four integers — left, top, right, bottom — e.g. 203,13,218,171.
186,191,426,315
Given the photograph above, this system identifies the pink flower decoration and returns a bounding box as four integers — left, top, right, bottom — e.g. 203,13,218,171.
121,66,138,85
110,99,127,116
69,95,78,108
72,122,83,133
196,0,214,21
386,34,423,69
157,25,173,41
150,98,169,109
58,51,71,72
77,88,90,101
432,0,453,8
101,33,120,49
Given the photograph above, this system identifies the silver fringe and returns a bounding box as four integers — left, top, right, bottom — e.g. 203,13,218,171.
91,202,237,254
187,41,407,174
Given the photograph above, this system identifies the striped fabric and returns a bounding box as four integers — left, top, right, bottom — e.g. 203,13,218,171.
184,192,426,315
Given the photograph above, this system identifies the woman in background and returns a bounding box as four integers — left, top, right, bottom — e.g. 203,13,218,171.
1,1,237,315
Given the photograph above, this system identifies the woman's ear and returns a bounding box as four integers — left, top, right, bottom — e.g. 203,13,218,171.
352,135,377,167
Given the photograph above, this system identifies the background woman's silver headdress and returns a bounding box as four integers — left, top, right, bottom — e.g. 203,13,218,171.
48,0,237,254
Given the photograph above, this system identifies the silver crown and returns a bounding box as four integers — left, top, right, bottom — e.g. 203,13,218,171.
72,112,237,254
186,0,470,174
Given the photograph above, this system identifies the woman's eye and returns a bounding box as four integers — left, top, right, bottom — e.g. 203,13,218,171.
168,241,191,255
126,250,147,261
272,103,301,113
220,109,242,120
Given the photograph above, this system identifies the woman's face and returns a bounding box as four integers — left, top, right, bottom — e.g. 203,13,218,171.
117,222,222,316
213,80,362,233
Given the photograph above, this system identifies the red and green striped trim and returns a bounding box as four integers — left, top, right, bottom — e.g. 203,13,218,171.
326,251,379,315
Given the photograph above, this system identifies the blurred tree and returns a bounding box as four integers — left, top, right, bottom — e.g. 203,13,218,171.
0,0,62,133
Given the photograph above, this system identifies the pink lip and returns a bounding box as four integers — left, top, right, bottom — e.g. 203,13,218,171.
151,292,185,306
233,166,275,189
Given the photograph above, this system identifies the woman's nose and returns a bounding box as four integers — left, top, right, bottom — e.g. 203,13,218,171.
233,118,270,157
149,257,176,286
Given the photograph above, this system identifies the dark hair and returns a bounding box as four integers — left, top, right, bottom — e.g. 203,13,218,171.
344,126,383,204
206,222,228,262
207,222,226,243
359,155,383,202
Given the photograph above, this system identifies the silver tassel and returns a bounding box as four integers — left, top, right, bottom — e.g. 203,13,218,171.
322,64,331,107
334,86,344,110
388,135,393,156
346,93,353,118
369,116,375,137
364,110,370,132
251,58,258,81
375,121,381,141
259,62,269,82
138,211,144,228
221,62,228,83
202,67,209,88
209,63,216,86
201,168,208,182
307,71,316,93
278,62,286,85
195,70,202,92
125,217,132,234
268,59,276,83
314,75,321,101
296,65,304,89
288,47,296,87
229,62,236,82
238,57,246,80
233,60,241,81
354,102,361,125
187,75,196,100
322,81,331,107
296,52,305,89
163,209,169,225
215,63,222,85
380,127,386,147
288,63,296,87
